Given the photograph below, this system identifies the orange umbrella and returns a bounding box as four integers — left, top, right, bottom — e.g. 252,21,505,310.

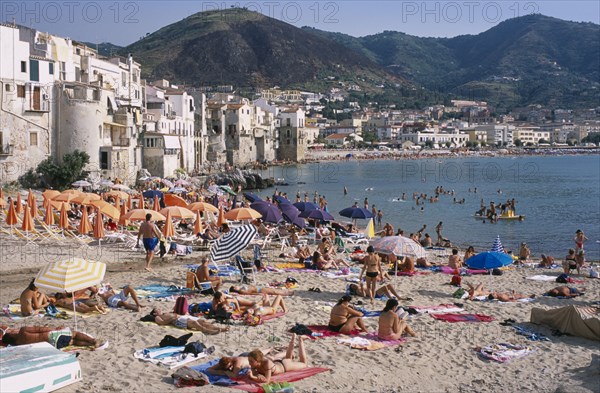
123,209,166,222
60,189,83,195
16,194,23,214
152,195,160,212
159,206,195,219
90,200,120,221
30,194,38,220
119,200,129,226
27,189,34,206
72,193,101,205
217,206,226,226
114,196,121,210
44,204,55,225
194,210,203,234
59,202,69,229
127,195,133,210
53,192,79,203
42,190,60,208
0,190,6,208
78,207,92,235
93,209,104,239
138,193,145,209
188,202,219,213
21,204,34,232
224,207,262,221
164,194,188,207
6,200,17,226
104,190,129,200
162,210,174,238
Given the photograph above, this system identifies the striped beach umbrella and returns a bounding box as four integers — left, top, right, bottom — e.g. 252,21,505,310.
490,236,504,253
210,224,258,262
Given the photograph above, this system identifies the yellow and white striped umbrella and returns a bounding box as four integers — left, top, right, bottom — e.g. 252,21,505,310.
35,258,106,293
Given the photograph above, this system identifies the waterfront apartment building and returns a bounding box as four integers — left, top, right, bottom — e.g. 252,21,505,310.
399,130,468,148
474,124,515,146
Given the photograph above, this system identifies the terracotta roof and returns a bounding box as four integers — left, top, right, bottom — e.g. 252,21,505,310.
325,133,348,139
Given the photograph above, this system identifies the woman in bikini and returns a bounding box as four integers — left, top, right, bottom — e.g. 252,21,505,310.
378,299,416,340
243,294,287,317
229,285,294,296
359,246,382,305
574,229,588,253
328,295,368,334
211,291,255,313
247,334,309,383
207,348,282,378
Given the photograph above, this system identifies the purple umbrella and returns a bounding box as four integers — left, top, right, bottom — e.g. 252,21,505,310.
293,202,319,212
339,207,374,219
273,195,291,205
280,204,304,227
299,209,334,221
250,201,283,224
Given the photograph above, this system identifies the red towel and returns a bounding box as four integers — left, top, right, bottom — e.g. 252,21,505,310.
231,367,330,392
430,313,494,323
299,325,361,339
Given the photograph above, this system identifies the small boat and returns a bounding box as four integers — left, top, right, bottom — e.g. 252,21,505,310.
474,214,525,221
297,181,306,185
274,178,289,186
365,187,374,191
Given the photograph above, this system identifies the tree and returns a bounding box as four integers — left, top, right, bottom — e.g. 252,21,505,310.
445,141,452,148
526,142,534,147
538,138,549,144
582,133,600,145
424,140,434,149
28,150,90,190
514,139,523,147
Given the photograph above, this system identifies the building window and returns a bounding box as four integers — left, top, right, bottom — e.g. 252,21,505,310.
29,132,38,146
49,62,54,75
21,61,26,72
60,62,66,80
30,60,39,81
17,85,25,98
286,118,291,126
122,72,127,87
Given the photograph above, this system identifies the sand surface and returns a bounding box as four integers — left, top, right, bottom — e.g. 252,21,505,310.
1,238,599,393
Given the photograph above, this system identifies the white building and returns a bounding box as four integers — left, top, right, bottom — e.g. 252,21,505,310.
400,131,468,148
474,124,515,146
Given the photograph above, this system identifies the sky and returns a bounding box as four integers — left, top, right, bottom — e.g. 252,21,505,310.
1,1,599,46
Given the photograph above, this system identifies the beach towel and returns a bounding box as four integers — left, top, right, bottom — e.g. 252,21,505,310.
136,284,194,299
511,325,551,342
274,262,306,269
393,271,430,276
134,345,207,369
410,304,464,314
300,325,361,339
337,334,407,351
440,266,488,275
231,367,331,392
356,308,381,318
472,296,536,303
431,313,494,323
526,275,559,281
232,312,286,323
190,359,239,386
476,343,536,363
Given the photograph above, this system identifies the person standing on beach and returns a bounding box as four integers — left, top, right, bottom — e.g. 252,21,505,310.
137,213,163,271
364,197,369,209
435,222,443,245
377,210,383,227
574,230,588,252
371,204,377,217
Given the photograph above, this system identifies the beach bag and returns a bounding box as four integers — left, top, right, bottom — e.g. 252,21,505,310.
556,273,569,283
182,341,207,357
159,333,193,348
262,382,295,393
289,323,313,336
492,268,503,276
452,288,466,298
174,296,189,315
172,366,210,387
243,313,263,326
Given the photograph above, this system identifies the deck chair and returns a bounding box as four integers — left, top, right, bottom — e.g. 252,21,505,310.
185,270,214,295
235,255,256,284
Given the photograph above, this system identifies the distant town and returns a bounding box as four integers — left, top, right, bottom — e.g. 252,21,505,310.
1,22,599,184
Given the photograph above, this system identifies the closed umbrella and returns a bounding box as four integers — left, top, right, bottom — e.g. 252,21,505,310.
224,207,262,221
250,201,282,223
59,202,69,230
93,209,105,240
29,194,38,220
293,202,319,212
152,195,161,212
210,224,258,262
6,199,17,226
27,189,34,206
78,207,92,235
217,206,226,226
162,210,174,238
194,210,203,235
123,209,166,222
159,206,195,220
127,195,133,210
490,236,504,253
119,199,129,227
15,194,23,214
35,258,106,329
21,204,34,232
188,202,219,213
0,188,5,208
44,204,55,226
138,193,145,209
299,209,334,221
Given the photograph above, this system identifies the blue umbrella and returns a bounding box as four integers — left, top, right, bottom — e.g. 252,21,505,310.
346,153,353,158
289,215,306,228
299,209,334,221
465,252,513,270
293,202,319,212
280,204,302,225
142,189,163,199
250,201,283,224
339,207,374,219
244,192,262,203
273,195,291,205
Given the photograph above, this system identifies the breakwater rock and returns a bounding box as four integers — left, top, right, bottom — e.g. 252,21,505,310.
207,169,274,190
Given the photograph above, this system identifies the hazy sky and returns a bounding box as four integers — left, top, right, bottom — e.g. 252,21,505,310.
2,1,599,46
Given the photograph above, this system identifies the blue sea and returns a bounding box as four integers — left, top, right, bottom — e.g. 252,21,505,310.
257,155,600,260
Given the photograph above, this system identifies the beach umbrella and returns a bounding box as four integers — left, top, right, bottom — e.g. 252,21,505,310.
59,189,83,195
27,189,34,206
29,194,38,220
293,202,319,212
159,206,195,219
210,224,258,262
42,190,60,208
104,190,129,200
6,200,17,226
123,209,166,222
164,194,188,207
224,207,262,221
34,258,106,329
44,204,55,226
143,189,163,199
243,192,262,203
490,236,504,253
218,185,237,196
364,218,375,239
161,179,174,188
0,188,5,208
162,210,175,238
21,204,34,232
58,202,69,229
339,207,374,219
99,180,114,187
188,201,219,213
168,187,187,194
217,206,226,226
15,194,23,214
119,200,129,227
53,192,79,203
250,201,282,224
111,184,130,191
72,193,101,205
466,251,514,288
212,194,219,208
280,203,301,219
299,209,334,221
273,195,291,205
175,179,190,187
78,207,92,235
138,193,145,209
127,194,133,210
93,209,105,240
346,153,353,158
90,200,120,221
369,236,426,258
72,180,92,188
194,211,204,234
152,195,161,211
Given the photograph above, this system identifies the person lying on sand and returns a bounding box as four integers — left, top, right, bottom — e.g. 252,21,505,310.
243,294,287,317
208,347,282,377
347,282,411,300
0,325,103,349
378,299,416,340
247,334,309,383
212,291,256,313
328,295,368,334
55,293,107,314
313,251,350,270
466,282,535,301
545,286,586,298
147,308,229,335
98,284,143,311
20,279,50,316
229,285,294,296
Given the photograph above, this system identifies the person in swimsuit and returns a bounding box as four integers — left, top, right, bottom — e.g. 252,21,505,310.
539,254,555,268
545,286,585,298
55,293,107,314
1,325,101,349
196,257,223,291
359,246,382,305
574,229,588,252
448,249,462,270
243,294,287,317
98,284,143,311
136,213,163,271
211,291,255,313
463,246,476,263
378,299,416,340
19,279,50,316
563,249,578,274
348,282,409,301
394,256,415,273
247,334,309,383
148,308,229,334
208,348,283,378
229,285,294,296
328,295,368,334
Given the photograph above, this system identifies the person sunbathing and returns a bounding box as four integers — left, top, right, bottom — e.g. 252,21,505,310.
20,279,50,316
148,308,229,334
487,291,536,302
243,294,287,317
448,249,462,270
378,299,416,340
465,282,489,300
415,257,437,268
229,285,294,296
348,282,409,300
98,284,143,311
313,251,350,270
328,295,368,334
539,254,555,268
207,347,281,377
280,246,312,262
55,293,108,314
212,291,255,313
247,334,309,383
0,325,102,349
196,257,223,291
545,286,586,298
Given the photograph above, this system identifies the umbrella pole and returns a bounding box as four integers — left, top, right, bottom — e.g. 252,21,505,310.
72,291,78,331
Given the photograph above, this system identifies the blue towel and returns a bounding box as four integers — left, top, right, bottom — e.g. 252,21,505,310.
512,325,550,342
136,284,193,298
357,308,382,318
190,359,237,386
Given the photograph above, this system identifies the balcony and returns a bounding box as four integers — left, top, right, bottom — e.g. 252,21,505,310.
0,144,14,156
112,138,130,147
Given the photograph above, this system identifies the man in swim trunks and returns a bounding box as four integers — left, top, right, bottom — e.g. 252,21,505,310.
546,286,585,298
1,325,101,349
98,284,143,311
229,285,294,296
137,213,163,271
148,308,228,334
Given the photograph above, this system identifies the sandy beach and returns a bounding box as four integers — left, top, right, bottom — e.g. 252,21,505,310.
1,236,599,393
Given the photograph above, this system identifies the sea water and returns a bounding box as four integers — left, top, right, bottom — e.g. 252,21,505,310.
258,154,600,260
